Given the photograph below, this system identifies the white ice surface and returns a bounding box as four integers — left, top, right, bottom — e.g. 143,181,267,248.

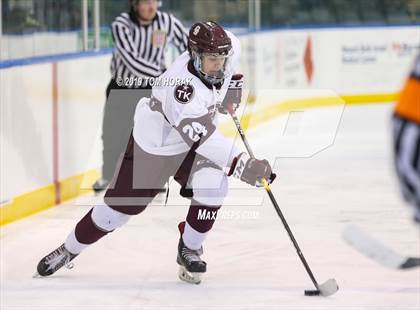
1,103,419,310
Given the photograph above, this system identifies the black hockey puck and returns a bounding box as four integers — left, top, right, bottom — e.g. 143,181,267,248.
304,290,320,296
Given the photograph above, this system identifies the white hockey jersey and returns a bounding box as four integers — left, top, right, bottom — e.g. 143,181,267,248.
133,31,242,168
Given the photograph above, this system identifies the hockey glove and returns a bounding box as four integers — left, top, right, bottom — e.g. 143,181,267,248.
228,153,276,187
219,74,244,114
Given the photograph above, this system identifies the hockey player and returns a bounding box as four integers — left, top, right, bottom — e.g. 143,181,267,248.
393,53,420,224
36,21,275,284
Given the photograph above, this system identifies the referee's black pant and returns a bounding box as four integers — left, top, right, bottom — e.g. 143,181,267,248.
101,79,152,181
393,114,420,223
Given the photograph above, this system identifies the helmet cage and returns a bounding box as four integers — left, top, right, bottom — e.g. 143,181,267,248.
191,48,234,85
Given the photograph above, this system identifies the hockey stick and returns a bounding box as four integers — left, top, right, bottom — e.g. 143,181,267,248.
342,225,420,269
227,106,339,297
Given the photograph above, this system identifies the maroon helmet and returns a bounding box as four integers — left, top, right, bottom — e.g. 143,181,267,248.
188,21,233,85
188,21,232,55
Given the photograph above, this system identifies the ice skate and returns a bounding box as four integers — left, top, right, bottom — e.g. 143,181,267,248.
176,222,206,284
35,244,78,277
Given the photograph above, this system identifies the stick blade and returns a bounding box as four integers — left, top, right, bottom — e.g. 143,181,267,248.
342,225,410,269
318,279,339,297
400,257,420,269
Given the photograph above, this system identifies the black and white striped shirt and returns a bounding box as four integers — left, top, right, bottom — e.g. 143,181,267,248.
111,11,188,84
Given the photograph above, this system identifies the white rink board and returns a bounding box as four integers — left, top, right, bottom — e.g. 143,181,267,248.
0,64,54,201
1,104,419,310
57,56,110,180
0,55,111,202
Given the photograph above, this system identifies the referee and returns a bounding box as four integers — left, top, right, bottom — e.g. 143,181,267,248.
94,0,188,192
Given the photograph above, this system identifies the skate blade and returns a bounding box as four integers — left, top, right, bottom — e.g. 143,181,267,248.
178,266,203,284
33,272,41,278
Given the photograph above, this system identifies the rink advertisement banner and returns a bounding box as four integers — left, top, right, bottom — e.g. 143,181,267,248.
1,25,419,225
240,26,419,99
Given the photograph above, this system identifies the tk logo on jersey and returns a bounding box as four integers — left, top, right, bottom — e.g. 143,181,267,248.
174,84,194,104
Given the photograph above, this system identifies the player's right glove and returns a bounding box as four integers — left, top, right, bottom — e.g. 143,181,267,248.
219,74,244,114
228,152,276,187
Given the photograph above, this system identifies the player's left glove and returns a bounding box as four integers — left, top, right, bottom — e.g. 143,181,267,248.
228,152,277,187
219,74,244,114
